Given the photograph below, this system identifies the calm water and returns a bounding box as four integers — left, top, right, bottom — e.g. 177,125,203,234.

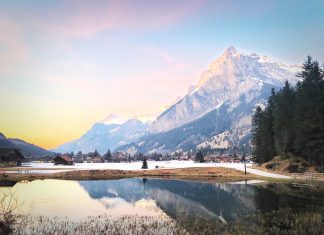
1,178,323,225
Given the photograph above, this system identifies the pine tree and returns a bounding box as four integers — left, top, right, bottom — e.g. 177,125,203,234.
263,88,277,161
252,56,324,169
104,149,112,162
273,81,295,156
251,90,276,164
294,57,324,165
142,157,148,169
251,106,264,164
195,151,204,162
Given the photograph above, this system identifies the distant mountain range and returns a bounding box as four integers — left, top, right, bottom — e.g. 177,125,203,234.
54,46,301,154
54,116,149,154
0,133,54,157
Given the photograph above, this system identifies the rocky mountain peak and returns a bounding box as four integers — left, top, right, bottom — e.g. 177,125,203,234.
100,114,126,125
149,47,300,134
224,46,240,56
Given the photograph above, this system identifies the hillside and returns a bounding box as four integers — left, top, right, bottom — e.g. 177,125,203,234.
54,117,149,154
257,154,322,174
0,133,54,158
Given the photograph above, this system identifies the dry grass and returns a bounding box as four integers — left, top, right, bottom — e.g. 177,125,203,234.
254,154,319,174
0,167,259,183
11,208,324,235
15,215,189,235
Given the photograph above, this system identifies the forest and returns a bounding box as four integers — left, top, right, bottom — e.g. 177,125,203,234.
252,56,324,170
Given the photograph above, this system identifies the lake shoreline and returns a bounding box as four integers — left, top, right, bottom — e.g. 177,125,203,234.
0,167,265,182
0,166,316,184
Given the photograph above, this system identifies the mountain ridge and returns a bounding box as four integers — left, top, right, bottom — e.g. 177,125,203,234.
149,46,300,134
117,47,301,154
55,46,301,155
0,132,54,157
53,118,149,154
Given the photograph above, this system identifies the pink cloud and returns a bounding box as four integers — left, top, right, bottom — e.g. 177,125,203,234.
39,0,205,38
0,14,27,75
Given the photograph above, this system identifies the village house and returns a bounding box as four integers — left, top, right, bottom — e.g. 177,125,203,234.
73,155,85,163
91,156,104,163
0,148,25,167
112,152,127,162
161,155,171,161
179,155,190,161
54,155,74,165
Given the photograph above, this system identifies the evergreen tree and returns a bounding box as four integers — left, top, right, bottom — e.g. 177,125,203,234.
252,56,324,169
104,149,112,162
142,157,148,169
294,57,324,165
251,90,276,164
251,106,264,164
195,151,205,162
263,88,277,161
273,81,295,156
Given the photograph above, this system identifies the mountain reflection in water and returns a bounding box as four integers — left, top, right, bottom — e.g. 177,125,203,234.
79,178,258,223
1,178,322,225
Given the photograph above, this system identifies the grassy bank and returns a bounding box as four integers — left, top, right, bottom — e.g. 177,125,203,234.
1,167,323,186
6,208,324,235
0,167,261,182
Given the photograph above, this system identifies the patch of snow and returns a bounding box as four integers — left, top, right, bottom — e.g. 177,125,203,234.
149,46,301,134
100,114,127,125
110,127,120,133
138,141,145,146
23,161,291,179
197,131,230,149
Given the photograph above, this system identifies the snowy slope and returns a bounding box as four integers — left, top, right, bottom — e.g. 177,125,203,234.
54,117,149,154
118,47,300,154
150,46,300,133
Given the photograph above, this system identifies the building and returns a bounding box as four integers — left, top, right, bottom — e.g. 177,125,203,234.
91,156,104,163
54,155,74,165
73,155,85,163
0,148,25,167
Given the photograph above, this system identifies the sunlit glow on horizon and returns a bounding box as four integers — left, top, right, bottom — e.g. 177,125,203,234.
0,0,323,149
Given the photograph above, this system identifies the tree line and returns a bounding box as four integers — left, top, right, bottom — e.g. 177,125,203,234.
252,56,324,168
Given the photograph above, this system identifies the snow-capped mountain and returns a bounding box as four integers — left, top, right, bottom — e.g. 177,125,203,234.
100,114,127,125
117,46,301,154
54,116,149,154
150,46,300,133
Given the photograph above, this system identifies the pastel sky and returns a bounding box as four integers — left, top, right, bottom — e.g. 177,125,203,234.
1,0,323,149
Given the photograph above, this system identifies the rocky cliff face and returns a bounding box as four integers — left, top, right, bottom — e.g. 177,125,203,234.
119,47,300,154
150,46,299,134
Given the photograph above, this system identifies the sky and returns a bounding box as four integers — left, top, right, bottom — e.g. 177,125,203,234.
0,0,323,149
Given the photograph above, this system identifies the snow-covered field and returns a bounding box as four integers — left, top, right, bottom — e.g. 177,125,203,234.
21,161,291,179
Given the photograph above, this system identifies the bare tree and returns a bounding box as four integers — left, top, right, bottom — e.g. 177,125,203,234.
0,188,33,234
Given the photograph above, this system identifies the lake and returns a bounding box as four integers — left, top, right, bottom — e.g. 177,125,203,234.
1,178,323,234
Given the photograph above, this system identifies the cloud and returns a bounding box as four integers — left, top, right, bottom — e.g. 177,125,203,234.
26,0,205,38
0,14,27,75
0,0,205,72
